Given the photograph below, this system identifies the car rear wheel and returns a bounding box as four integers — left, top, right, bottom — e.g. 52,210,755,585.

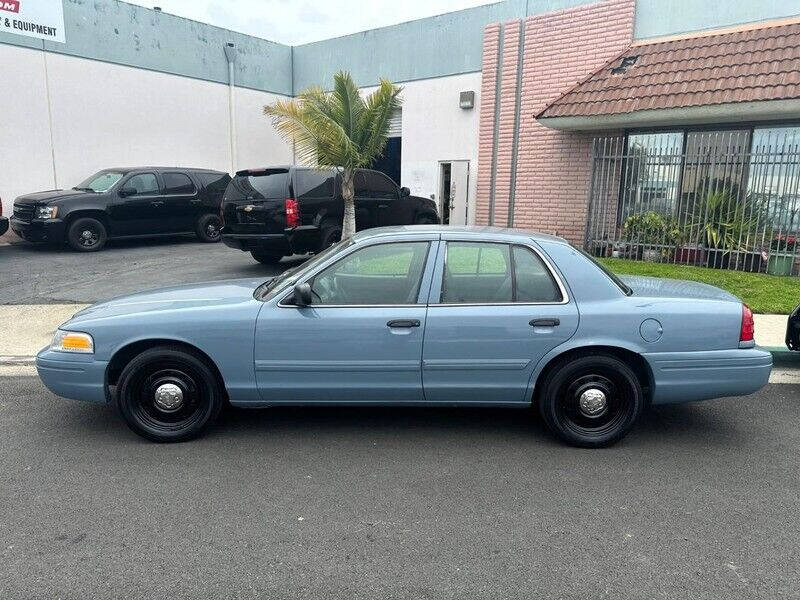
415,213,438,225
67,217,107,252
195,214,222,242
250,249,282,264
538,353,643,448
116,346,224,443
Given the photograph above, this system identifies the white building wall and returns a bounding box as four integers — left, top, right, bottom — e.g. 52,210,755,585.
398,72,482,224
0,44,293,215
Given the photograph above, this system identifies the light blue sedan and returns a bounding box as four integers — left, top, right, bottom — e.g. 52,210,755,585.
36,226,772,447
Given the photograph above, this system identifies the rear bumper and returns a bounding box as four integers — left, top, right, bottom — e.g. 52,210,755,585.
221,225,319,255
36,348,109,404
10,217,66,243
0,216,8,236
644,347,772,405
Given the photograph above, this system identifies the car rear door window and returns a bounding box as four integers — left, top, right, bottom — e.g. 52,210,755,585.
310,242,429,305
295,169,335,199
162,172,197,195
122,173,159,196
442,242,512,303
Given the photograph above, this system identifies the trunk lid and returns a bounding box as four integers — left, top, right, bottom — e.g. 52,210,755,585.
620,275,740,303
222,169,290,234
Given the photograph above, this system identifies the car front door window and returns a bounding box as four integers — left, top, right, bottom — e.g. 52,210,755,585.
310,242,429,305
122,173,159,196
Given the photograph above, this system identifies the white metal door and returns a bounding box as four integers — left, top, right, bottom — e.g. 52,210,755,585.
447,160,469,226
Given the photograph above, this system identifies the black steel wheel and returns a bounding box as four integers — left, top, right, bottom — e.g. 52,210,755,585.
116,346,224,442
539,353,643,448
250,249,282,264
67,217,107,252
196,214,222,242
318,223,342,251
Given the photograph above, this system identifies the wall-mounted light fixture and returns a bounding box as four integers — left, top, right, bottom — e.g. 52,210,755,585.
459,91,475,110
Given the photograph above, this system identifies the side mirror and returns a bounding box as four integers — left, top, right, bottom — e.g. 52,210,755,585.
400,186,411,197
293,282,313,307
119,187,136,197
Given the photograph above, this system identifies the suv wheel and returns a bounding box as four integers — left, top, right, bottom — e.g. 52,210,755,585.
319,223,342,251
196,214,222,243
415,214,438,225
250,249,282,264
67,217,107,252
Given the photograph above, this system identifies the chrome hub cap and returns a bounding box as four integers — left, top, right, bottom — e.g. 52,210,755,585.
578,388,607,417
154,383,184,412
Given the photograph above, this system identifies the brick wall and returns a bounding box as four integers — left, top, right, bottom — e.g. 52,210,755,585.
475,0,635,244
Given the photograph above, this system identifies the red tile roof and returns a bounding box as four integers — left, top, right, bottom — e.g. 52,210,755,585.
537,19,800,119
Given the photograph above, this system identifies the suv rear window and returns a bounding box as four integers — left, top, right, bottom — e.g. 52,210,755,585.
232,169,289,200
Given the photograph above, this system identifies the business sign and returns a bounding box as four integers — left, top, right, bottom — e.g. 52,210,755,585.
0,0,65,43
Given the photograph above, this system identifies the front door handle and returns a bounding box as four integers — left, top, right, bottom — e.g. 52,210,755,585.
387,319,421,328
530,318,560,327
378,203,389,209
151,200,165,207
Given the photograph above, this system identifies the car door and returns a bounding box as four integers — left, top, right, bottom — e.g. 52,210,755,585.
159,171,199,233
421,237,579,404
254,237,439,404
110,171,162,236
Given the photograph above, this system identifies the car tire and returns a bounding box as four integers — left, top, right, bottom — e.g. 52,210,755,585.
318,223,342,251
116,346,224,443
195,213,222,243
415,213,438,225
67,217,107,252
250,249,282,264
538,352,644,448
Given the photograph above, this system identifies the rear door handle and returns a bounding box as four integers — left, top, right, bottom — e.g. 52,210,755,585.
387,319,421,328
151,200,164,207
378,204,389,209
529,318,560,327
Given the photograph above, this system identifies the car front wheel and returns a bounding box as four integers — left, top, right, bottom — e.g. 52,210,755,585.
67,217,108,252
538,353,643,448
116,346,224,442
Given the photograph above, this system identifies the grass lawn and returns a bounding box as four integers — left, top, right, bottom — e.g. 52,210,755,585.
599,258,800,315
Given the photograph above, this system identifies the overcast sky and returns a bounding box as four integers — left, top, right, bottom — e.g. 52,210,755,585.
125,0,496,45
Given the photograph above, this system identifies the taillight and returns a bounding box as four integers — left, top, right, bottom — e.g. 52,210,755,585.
285,198,300,228
740,304,755,342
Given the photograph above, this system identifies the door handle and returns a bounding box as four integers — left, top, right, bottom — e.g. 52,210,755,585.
529,318,560,327
378,204,389,209
151,200,164,206
387,319,421,328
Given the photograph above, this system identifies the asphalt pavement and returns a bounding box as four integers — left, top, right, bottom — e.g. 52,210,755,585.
0,233,299,305
1,376,799,599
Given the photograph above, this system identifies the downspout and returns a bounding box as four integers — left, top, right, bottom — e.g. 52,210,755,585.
224,42,238,174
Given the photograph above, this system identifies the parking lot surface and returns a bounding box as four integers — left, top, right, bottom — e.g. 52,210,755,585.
1,377,798,599
0,234,296,305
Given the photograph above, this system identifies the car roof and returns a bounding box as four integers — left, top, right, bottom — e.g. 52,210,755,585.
102,167,227,174
351,225,570,245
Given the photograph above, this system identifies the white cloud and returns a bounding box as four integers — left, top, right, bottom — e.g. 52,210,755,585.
125,0,497,45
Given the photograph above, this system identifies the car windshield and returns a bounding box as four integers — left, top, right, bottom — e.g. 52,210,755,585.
75,171,125,192
257,238,354,301
575,247,633,296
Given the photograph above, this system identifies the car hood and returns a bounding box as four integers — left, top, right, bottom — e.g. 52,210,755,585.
620,275,740,303
68,278,267,323
15,189,92,205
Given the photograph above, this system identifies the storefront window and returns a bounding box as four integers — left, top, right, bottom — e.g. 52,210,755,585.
748,126,800,236
620,132,683,221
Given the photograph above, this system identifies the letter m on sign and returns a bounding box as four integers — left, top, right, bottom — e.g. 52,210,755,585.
0,1,20,13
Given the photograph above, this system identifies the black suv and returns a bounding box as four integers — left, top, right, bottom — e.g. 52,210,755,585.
221,166,439,263
10,167,230,252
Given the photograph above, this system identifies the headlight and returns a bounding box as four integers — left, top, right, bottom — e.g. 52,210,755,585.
51,330,94,354
35,206,58,219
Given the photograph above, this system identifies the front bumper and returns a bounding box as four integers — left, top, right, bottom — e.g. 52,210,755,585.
10,217,66,243
0,216,8,236
36,348,109,404
644,347,773,405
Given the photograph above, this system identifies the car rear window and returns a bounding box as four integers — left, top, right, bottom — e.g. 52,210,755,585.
232,169,289,200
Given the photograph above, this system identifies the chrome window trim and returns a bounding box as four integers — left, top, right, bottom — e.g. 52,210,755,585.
435,240,570,306
277,239,434,309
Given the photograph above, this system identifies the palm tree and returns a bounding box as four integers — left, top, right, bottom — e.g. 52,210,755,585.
264,71,402,240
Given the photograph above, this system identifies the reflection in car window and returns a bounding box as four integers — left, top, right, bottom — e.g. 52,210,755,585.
76,171,125,192
122,173,159,196
311,242,429,305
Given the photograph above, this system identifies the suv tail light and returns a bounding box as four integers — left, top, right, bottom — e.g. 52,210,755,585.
740,304,755,343
285,198,300,228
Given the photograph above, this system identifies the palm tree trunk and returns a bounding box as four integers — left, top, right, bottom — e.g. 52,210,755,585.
341,168,357,240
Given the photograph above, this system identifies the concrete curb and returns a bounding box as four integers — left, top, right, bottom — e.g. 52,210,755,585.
766,347,800,367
